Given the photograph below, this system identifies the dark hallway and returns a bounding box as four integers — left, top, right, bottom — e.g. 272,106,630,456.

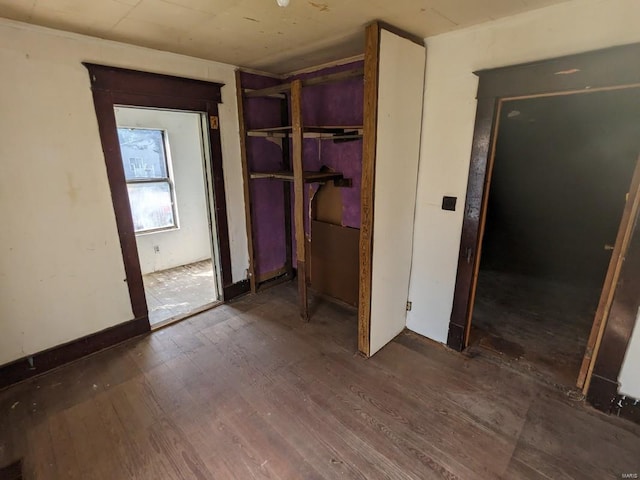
471,88,640,386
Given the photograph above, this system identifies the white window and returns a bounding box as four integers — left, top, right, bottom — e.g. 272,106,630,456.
116,128,178,233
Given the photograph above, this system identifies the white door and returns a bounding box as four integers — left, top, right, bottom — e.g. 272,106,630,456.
369,28,426,355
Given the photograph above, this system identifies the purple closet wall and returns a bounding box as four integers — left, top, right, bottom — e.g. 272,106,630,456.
241,72,288,278
241,61,364,279
295,60,364,256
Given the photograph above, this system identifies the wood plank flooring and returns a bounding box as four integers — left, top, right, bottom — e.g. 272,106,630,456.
472,270,600,386
1,283,639,479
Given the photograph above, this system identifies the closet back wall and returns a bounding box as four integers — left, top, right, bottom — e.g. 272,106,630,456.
242,72,288,280
242,61,364,277
297,61,364,237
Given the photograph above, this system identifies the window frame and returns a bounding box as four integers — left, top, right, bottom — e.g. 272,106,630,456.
117,126,180,235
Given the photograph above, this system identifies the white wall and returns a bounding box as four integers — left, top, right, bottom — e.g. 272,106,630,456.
405,0,640,395
619,308,640,397
0,19,248,366
114,107,212,275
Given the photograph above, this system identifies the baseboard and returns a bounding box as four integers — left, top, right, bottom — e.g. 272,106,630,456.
0,459,22,480
446,323,465,352
223,279,251,301
586,374,640,424
611,394,640,424
257,271,293,292
587,374,619,412
0,316,149,390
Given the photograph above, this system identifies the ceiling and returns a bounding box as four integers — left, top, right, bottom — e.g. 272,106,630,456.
0,0,570,73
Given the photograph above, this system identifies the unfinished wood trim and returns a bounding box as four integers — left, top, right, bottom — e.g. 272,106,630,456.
284,54,365,77
291,79,308,320
235,70,257,293
580,154,640,391
281,96,294,279
236,66,286,80
244,68,364,98
256,271,294,292
244,82,292,98
256,266,290,284
302,67,364,87
0,316,149,389
358,22,381,356
249,171,344,183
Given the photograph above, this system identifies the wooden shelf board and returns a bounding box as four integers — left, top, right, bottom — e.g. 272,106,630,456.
243,67,364,98
247,125,363,138
250,170,344,183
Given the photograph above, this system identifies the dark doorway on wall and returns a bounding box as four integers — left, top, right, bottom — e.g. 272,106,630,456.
469,88,640,386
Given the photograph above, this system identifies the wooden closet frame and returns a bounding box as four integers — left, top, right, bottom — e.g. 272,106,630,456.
236,65,364,321
237,21,423,357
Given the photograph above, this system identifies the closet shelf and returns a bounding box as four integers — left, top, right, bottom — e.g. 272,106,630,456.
250,170,344,183
247,125,363,139
243,67,364,98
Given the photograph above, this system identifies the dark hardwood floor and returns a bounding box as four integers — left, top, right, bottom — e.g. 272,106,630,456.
471,270,600,386
1,283,639,479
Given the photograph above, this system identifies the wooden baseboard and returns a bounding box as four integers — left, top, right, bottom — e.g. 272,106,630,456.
587,374,619,412
446,323,465,352
0,459,22,480
223,279,251,301
257,271,294,292
0,316,149,390
588,374,640,424
611,394,640,424
1,280,251,390
256,267,289,284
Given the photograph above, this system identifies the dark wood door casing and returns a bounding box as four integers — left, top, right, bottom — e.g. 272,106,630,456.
84,63,235,326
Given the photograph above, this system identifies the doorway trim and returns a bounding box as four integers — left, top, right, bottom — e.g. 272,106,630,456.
447,43,640,413
84,64,236,327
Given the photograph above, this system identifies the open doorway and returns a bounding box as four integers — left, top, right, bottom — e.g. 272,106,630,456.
114,107,222,327
469,88,640,385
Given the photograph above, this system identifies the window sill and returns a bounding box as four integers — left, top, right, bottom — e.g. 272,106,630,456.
134,226,180,236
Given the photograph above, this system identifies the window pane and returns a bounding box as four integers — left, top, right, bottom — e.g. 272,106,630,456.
127,182,175,232
117,128,168,180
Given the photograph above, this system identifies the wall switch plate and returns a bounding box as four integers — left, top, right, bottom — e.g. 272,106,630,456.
442,196,457,211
